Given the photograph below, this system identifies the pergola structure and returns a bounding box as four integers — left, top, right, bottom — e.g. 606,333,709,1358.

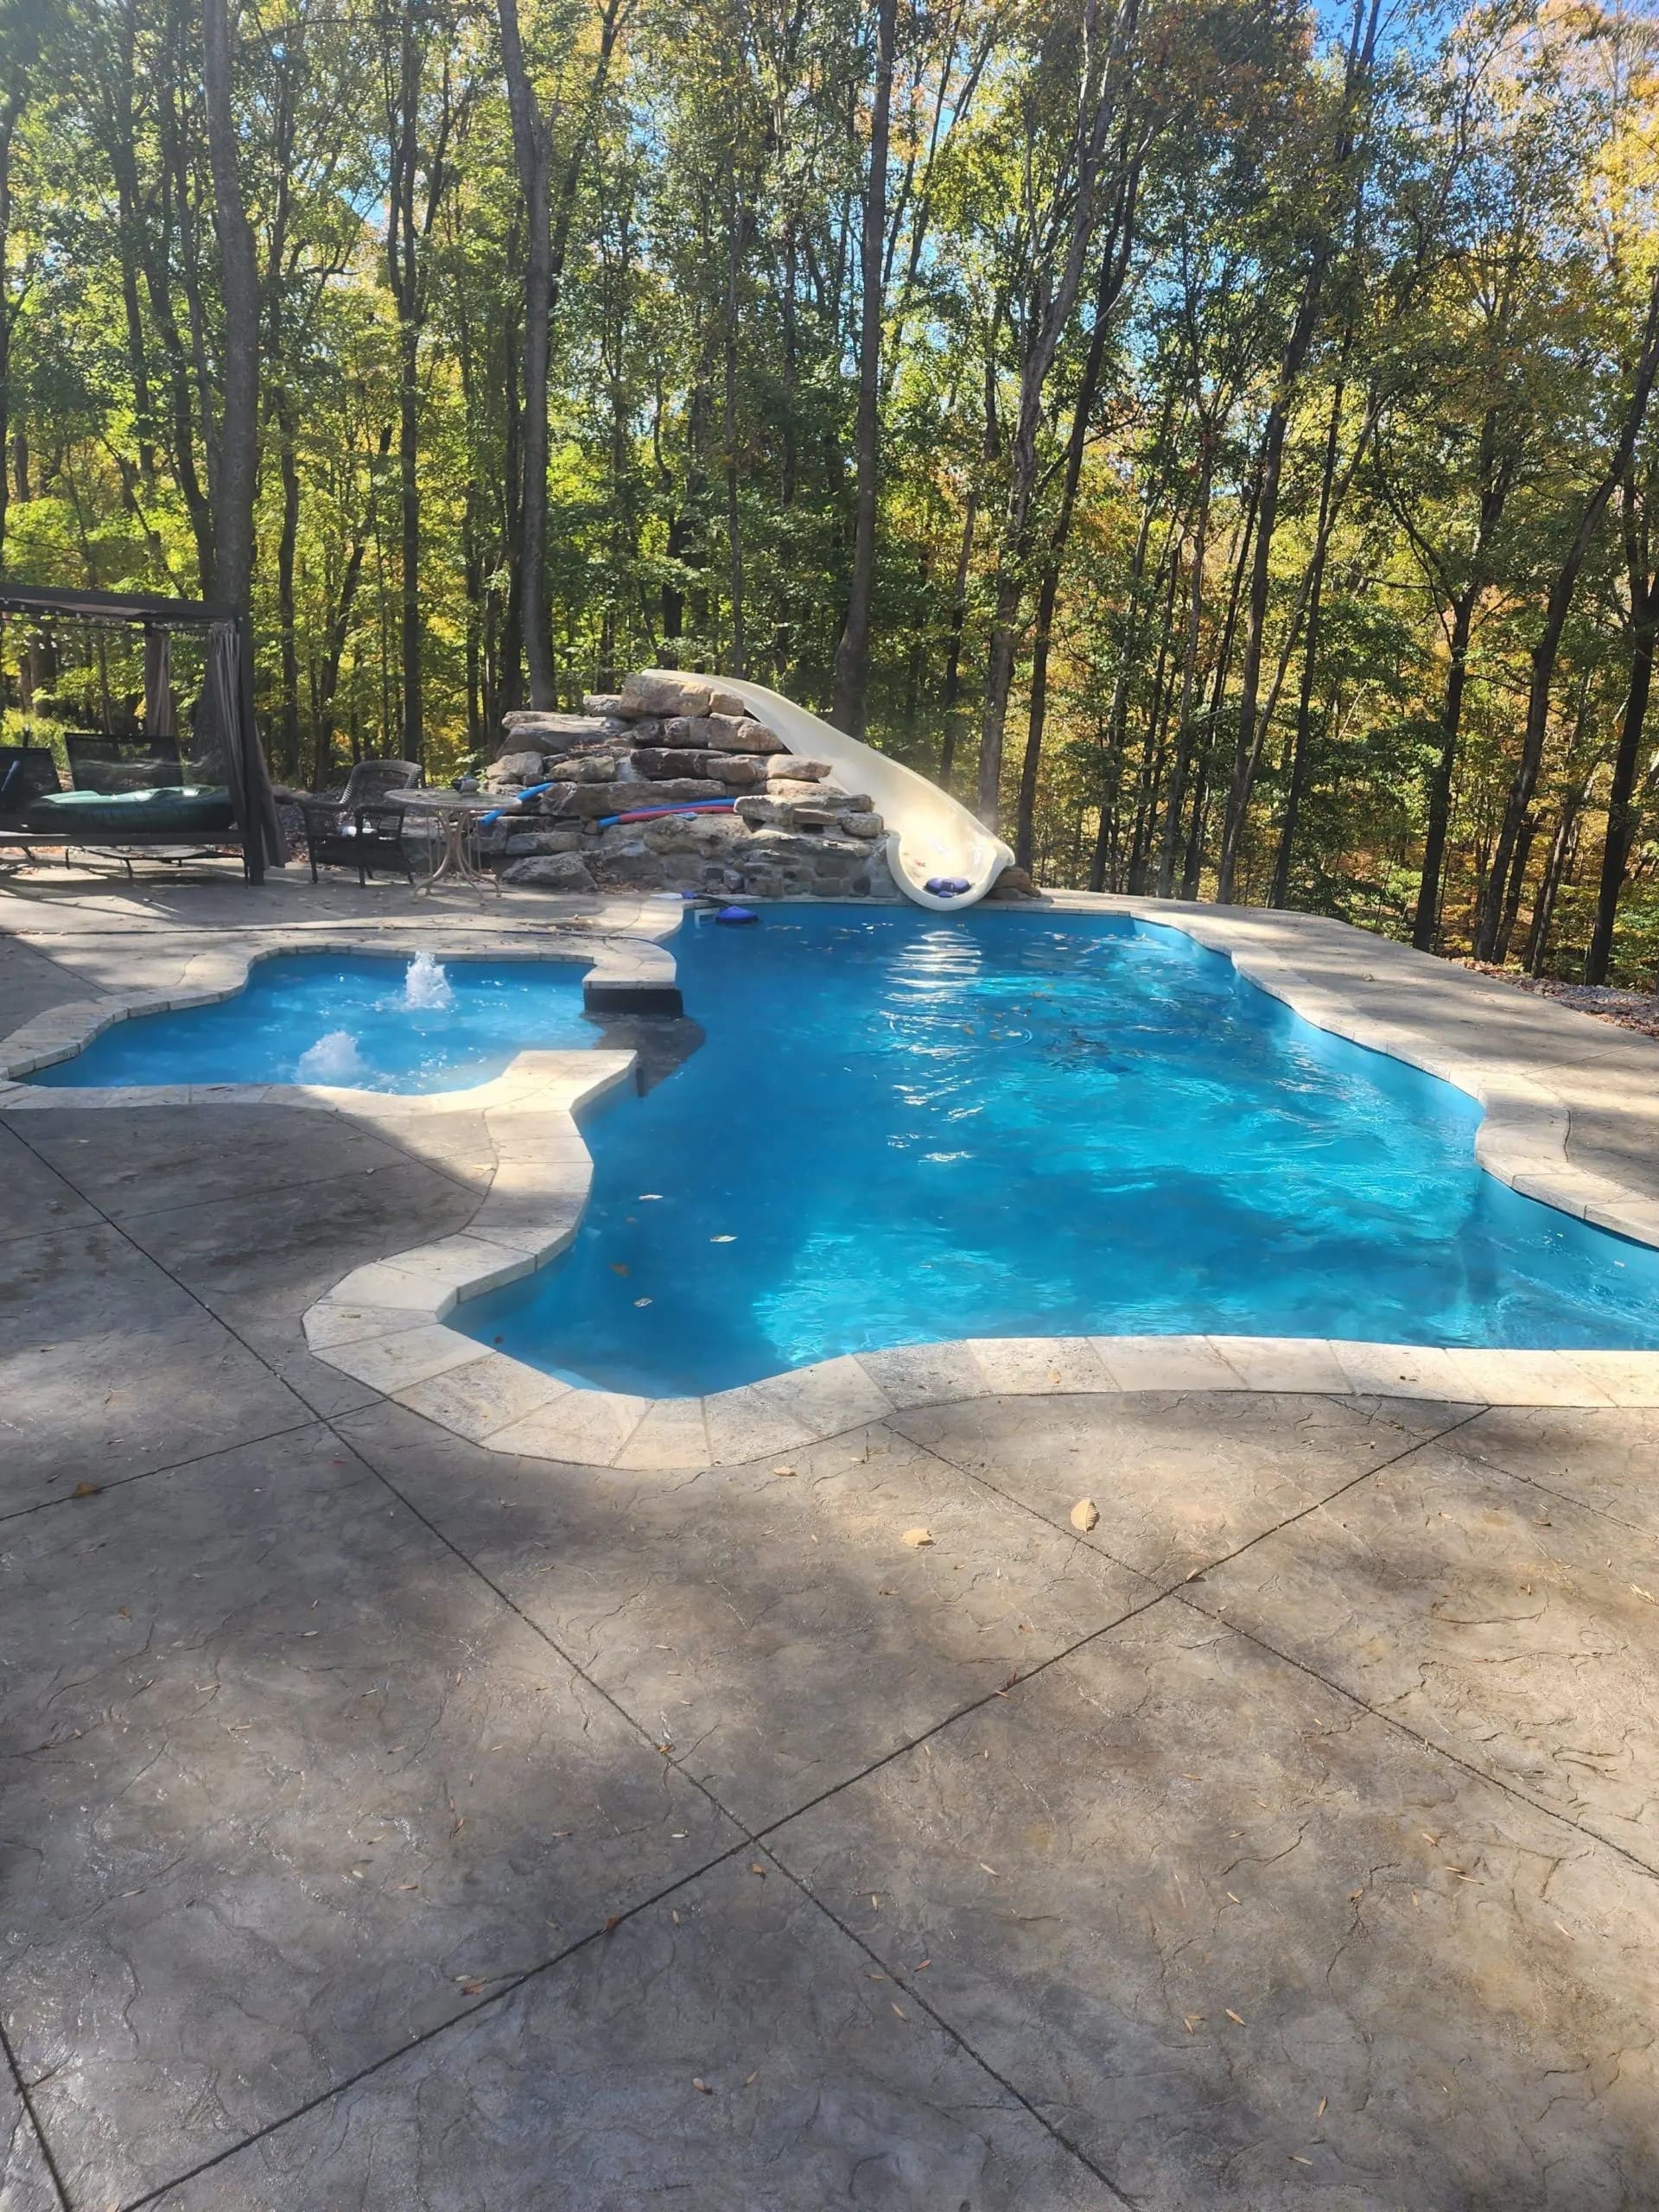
0,580,285,884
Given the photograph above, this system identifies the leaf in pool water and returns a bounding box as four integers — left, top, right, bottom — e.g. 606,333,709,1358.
639,1192,663,1200
1070,1498,1099,1532
634,1297,652,1307
710,1234,736,1243
609,1262,630,1276
901,1527,933,1548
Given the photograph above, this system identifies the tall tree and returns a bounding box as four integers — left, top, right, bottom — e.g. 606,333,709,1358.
200,0,260,609
830,0,895,735
1475,267,1659,961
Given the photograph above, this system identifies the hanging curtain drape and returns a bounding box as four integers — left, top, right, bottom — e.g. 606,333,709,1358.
207,619,284,878
143,627,174,737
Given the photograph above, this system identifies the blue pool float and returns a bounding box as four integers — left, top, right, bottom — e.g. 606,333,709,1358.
925,876,972,898
715,906,758,925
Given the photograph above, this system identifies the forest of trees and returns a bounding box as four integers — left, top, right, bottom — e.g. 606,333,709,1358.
1,0,1657,975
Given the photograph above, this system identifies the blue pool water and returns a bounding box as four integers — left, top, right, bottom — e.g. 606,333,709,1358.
458,907,1659,1391
32,950,593,1092
32,910,1659,1385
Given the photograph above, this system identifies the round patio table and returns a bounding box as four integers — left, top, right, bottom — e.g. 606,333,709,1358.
389,787,503,895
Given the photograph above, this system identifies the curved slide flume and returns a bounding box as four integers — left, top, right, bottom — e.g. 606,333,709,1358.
638,670,1014,911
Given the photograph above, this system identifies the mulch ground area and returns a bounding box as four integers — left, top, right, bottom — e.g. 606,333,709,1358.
1461,962,1659,1041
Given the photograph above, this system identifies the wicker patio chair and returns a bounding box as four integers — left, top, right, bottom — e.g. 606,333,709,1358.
297,757,424,886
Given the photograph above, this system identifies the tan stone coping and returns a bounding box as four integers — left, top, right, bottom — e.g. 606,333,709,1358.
4,893,1659,1448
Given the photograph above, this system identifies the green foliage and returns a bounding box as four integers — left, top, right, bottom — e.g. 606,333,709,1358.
0,0,1656,977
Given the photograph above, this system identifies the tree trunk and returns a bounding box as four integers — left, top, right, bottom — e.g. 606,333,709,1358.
200,0,260,610
1013,178,1141,870
1215,0,1379,902
499,0,557,708
1409,584,1476,950
0,87,22,571
275,399,302,778
1586,495,1657,982
976,0,1141,828
1155,445,1212,893
1268,368,1346,907
1477,267,1659,959
938,487,977,786
831,0,895,737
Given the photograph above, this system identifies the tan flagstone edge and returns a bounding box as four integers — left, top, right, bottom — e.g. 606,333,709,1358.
3,892,1657,1452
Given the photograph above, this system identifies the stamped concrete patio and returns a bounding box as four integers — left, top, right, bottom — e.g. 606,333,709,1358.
3,862,1658,2211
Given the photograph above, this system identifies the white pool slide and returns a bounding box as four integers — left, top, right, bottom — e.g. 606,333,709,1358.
642,671,1014,912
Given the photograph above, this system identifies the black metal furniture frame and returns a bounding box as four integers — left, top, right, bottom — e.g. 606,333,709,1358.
0,582,285,884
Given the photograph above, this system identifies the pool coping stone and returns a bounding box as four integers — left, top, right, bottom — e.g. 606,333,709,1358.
4,890,1659,1452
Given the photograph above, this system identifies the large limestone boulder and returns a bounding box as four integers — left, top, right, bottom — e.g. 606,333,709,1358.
499,711,616,753
760,754,830,781
664,714,786,754
486,749,546,788
618,671,713,719
587,836,667,889
734,794,842,832
840,810,884,839
528,783,626,820
640,811,748,855
499,851,595,891
614,777,727,804
547,753,621,783
631,749,766,788
501,826,582,856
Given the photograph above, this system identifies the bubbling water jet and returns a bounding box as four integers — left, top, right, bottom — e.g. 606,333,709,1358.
403,950,454,1011
296,1029,368,1084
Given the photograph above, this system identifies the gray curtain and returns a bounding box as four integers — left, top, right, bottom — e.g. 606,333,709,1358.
208,619,285,878
143,627,175,737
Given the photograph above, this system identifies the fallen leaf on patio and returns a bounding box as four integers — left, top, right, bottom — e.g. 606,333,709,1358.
773,1465,797,1477
603,1915,623,1933
397,1883,419,1891
750,1863,766,1877
1317,2096,1327,2118
1632,1585,1655,1603
692,2078,712,2094
902,1527,933,1547
744,2071,758,2086
72,1483,102,1499
1070,1497,1099,1532
117,1605,130,1619
1183,2015,1203,2032
671,1910,680,1924
979,1862,998,1876
891,2003,906,2020
1225,2010,1245,2026
1226,1891,1240,1904
916,1958,931,1970
1290,2155,1313,2166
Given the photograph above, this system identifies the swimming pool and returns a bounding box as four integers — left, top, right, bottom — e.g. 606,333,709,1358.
458,907,1659,1392
30,908,1659,1388
30,949,594,1093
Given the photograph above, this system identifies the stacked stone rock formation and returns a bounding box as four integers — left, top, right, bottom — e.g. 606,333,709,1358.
479,671,900,899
